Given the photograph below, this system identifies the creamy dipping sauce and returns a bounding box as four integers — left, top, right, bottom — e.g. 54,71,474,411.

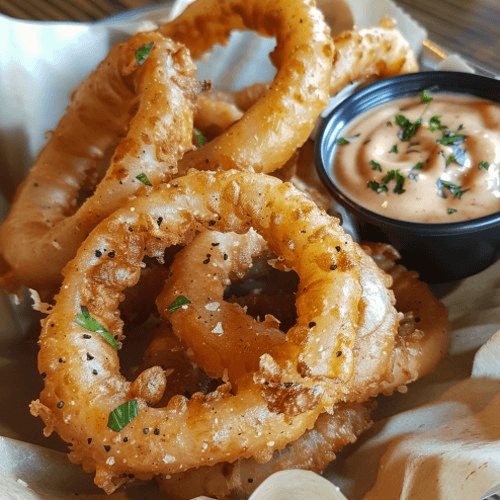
333,92,500,223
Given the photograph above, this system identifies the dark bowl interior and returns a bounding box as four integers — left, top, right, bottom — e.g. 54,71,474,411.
316,71,500,283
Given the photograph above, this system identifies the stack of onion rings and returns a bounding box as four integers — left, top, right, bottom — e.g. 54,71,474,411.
30,170,370,493
0,0,451,497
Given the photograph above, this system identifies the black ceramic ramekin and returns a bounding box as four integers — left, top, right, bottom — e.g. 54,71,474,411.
316,71,500,283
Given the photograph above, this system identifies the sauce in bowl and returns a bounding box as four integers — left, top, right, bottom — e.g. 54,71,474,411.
333,92,500,223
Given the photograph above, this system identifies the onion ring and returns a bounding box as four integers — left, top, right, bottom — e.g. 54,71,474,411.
361,242,450,393
192,19,418,139
160,0,334,174
328,18,418,96
30,170,364,493
0,31,198,294
157,401,373,500
157,228,287,384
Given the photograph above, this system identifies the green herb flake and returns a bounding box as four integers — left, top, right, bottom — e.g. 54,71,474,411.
447,208,458,215
108,400,139,432
135,42,154,65
412,162,423,170
367,181,388,194
395,114,409,127
446,154,456,166
429,115,447,132
382,169,406,194
479,161,490,170
369,159,382,171
386,121,392,126
420,90,433,103
167,295,191,313
194,129,206,146
440,181,466,199
76,306,119,350
437,131,465,146
391,144,398,153
401,117,422,141
337,137,349,145
136,173,151,186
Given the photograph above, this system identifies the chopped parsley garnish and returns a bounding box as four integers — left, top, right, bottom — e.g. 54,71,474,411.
394,113,422,141
76,306,118,350
446,154,456,166
386,121,392,126
135,42,154,65
395,114,408,127
194,129,206,146
412,162,423,170
447,208,458,215
391,144,398,153
437,131,465,146
429,115,447,132
479,161,490,170
167,295,191,313
420,90,433,103
370,159,381,171
367,180,388,193
438,180,467,199
382,169,406,194
108,400,139,432
337,137,349,145
401,118,422,141
136,173,151,186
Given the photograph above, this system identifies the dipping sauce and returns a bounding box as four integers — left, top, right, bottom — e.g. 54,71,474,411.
333,92,500,222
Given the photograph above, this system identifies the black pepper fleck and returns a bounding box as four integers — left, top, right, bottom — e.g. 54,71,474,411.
108,250,116,258
211,242,220,246
223,253,228,261
95,250,102,257
57,401,64,408
92,369,98,375
87,438,92,444
104,445,111,452
308,322,316,328
41,372,47,379
208,220,216,226
143,428,150,435
154,428,160,435
83,334,91,339
330,264,338,271
335,246,341,252
336,351,342,357
123,437,129,443
86,353,94,361
157,216,163,226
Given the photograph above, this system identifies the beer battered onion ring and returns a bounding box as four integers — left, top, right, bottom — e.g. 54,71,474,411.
138,323,372,500
161,0,334,174
30,170,364,493
153,242,448,500
0,31,198,294
193,20,418,141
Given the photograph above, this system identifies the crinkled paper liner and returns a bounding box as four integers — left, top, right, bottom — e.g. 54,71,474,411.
0,1,499,499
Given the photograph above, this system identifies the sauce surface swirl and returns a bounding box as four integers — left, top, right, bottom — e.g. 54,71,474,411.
333,92,500,223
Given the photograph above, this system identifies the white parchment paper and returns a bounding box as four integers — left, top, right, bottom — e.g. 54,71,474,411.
1,1,499,499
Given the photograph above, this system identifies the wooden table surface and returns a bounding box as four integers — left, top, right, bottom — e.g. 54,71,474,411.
1,0,499,74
